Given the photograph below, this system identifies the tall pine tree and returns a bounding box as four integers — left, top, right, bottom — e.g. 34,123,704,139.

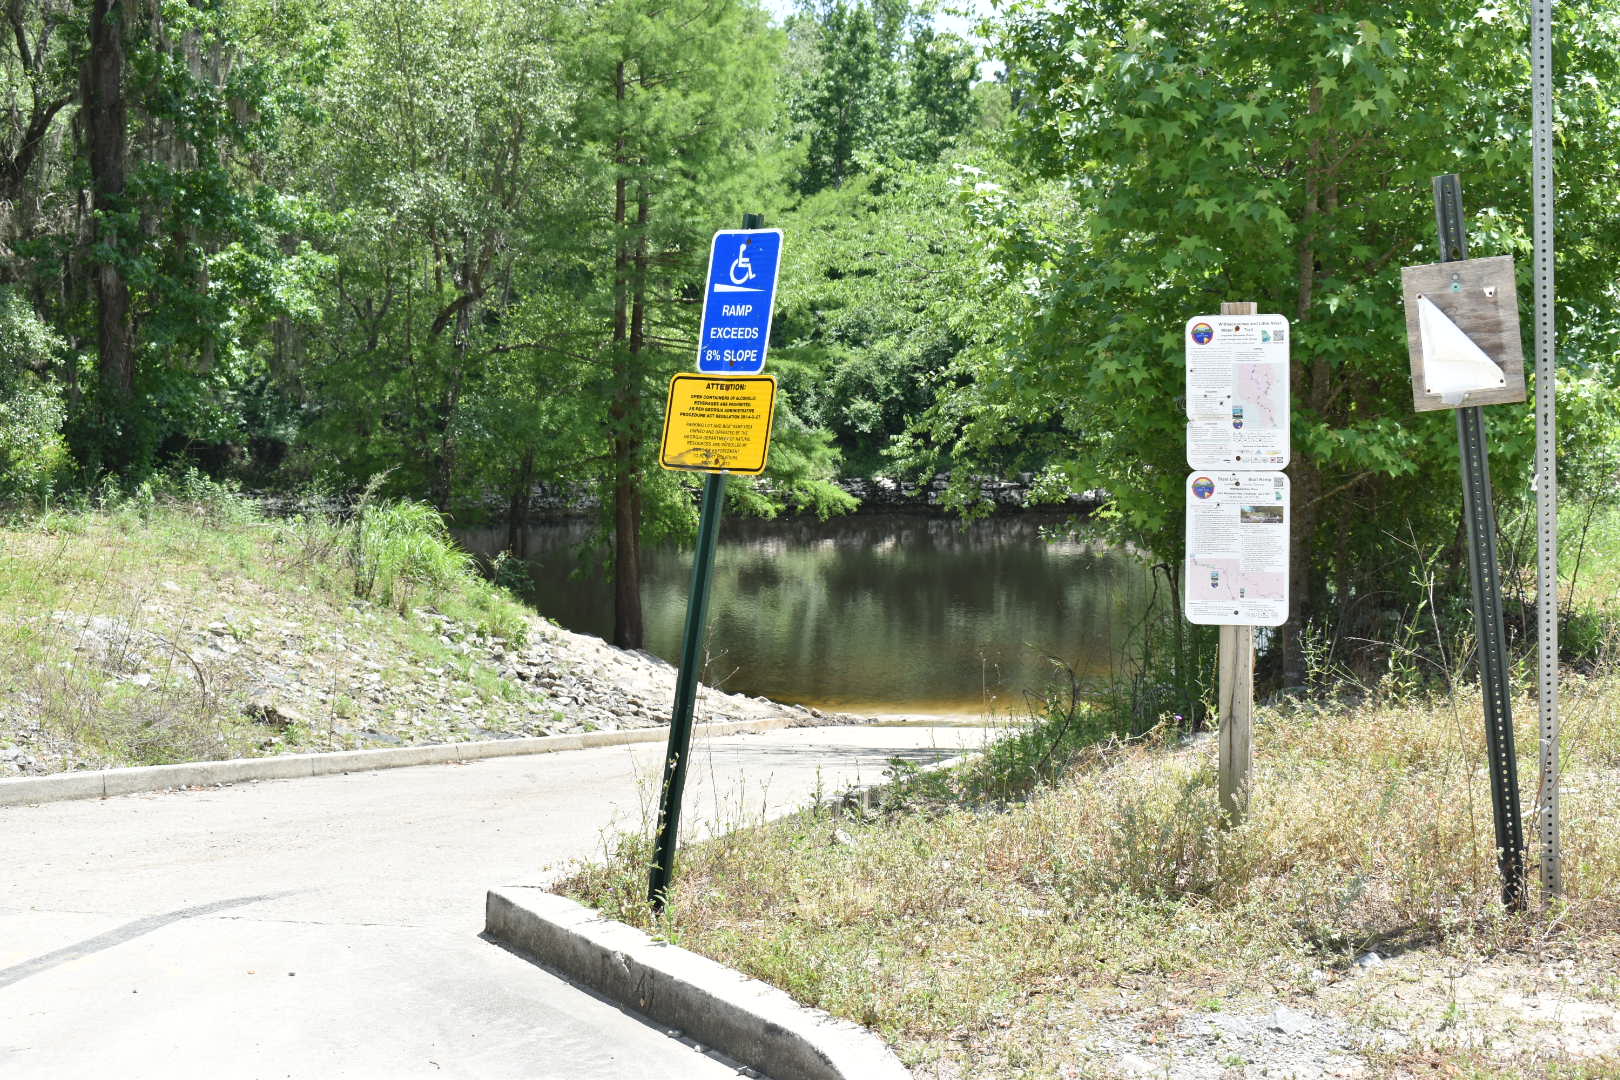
569,0,783,648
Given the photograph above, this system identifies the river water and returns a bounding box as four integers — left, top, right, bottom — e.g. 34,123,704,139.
460,514,1149,716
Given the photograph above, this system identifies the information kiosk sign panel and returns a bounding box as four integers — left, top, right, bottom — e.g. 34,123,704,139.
1184,315,1290,470
1184,470,1290,627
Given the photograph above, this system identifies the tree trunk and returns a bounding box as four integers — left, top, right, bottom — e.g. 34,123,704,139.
1280,82,1325,690
608,59,644,649
83,0,134,412
1284,459,1320,689
612,443,643,648
505,448,535,558
430,301,471,513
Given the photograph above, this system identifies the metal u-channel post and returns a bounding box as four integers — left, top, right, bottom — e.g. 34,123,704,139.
646,212,763,912
1434,175,1526,909
1529,0,1561,902
1457,406,1526,908
646,470,726,910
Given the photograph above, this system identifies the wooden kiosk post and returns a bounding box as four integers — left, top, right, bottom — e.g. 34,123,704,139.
1184,299,1285,827
1216,301,1256,825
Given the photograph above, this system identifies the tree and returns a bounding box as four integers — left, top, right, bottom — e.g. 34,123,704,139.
934,0,1620,682
0,0,329,476
566,0,785,648
281,0,570,508
772,160,983,476
895,23,975,163
787,0,975,194
82,0,134,421
1,0,78,205
0,287,70,499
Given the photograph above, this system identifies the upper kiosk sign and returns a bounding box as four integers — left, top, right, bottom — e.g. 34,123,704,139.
696,228,783,374
1184,314,1290,471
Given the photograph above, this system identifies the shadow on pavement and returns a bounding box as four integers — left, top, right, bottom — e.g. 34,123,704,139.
0,892,286,989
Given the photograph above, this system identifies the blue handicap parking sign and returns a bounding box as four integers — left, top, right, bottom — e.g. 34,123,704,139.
696,228,783,374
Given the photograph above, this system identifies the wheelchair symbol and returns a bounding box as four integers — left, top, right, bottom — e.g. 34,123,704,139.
729,242,757,286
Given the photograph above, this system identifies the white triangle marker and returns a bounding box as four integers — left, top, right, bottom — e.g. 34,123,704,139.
1418,294,1506,405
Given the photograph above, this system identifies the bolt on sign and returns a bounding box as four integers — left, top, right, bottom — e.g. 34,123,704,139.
1401,254,1526,411
658,373,778,475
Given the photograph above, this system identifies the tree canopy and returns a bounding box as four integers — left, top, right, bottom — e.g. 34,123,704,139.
2,0,1617,664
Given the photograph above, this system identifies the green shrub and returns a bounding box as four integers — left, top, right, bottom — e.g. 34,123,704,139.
341,492,528,643
350,498,475,612
153,468,258,526
0,289,71,503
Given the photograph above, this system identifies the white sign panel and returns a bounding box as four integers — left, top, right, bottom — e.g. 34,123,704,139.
1184,315,1290,470
1184,471,1290,627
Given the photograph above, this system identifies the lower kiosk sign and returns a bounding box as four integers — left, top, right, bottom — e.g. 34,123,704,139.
1184,470,1290,627
659,373,778,475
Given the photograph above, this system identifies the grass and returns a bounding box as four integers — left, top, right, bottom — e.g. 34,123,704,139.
0,474,535,770
563,673,1620,1078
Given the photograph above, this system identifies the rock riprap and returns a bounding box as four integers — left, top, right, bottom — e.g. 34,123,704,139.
0,593,848,777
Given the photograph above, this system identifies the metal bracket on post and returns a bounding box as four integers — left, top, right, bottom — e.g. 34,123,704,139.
1434,175,1526,910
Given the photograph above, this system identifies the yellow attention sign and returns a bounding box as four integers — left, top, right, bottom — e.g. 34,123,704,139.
659,373,778,475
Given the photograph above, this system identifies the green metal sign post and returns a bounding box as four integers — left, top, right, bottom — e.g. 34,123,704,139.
1432,175,1526,910
647,213,766,912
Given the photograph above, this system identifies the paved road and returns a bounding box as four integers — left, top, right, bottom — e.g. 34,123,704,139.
0,723,984,1079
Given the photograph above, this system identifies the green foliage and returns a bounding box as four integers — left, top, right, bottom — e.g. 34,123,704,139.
786,0,977,194
348,498,470,611
69,0,333,473
0,290,71,502
280,0,573,506
921,0,1620,669
339,488,529,640
744,404,859,519
772,161,986,479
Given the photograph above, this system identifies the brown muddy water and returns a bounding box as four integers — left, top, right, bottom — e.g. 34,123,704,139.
459,514,1151,715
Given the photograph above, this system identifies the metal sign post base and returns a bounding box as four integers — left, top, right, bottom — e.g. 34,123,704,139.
1457,404,1527,910
1433,175,1527,911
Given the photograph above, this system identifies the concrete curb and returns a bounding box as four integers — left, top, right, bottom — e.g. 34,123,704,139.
485,888,912,1080
0,716,793,807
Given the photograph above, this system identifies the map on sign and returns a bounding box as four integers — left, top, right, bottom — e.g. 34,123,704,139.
1184,471,1290,627
1185,315,1290,470
659,374,778,475
696,228,783,374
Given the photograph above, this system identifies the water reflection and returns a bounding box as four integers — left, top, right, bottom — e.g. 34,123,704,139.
459,514,1148,714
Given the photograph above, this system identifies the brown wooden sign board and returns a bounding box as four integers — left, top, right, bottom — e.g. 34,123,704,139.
1401,254,1526,412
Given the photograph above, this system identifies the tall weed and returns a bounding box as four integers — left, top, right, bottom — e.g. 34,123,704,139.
350,499,474,612
345,487,528,642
